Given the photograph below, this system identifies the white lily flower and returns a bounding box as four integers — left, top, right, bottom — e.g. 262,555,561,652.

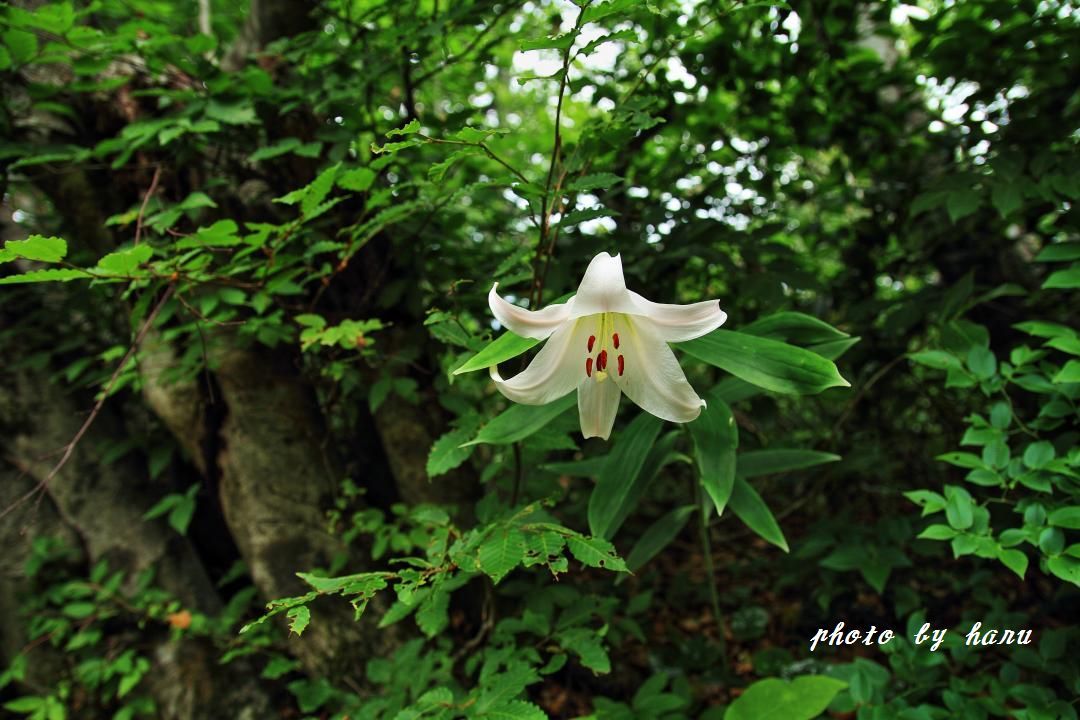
488,252,727,440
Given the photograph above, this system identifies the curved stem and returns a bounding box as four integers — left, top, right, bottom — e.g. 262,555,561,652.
694,477,728,670
531,3,590,309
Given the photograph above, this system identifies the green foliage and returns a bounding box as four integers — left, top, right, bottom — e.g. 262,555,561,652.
677,330,850,395
2,0,1077,717
141,484,199,535
907,256,1080,587
724,675,847,720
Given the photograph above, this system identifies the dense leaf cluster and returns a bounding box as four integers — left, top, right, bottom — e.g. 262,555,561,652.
1,0,1077,719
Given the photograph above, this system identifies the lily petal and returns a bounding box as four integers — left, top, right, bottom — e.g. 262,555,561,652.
489,319,588,405
488,283,574,340
611,314,705,423
625,291,727,342
578,376,621,440
570,252,634,317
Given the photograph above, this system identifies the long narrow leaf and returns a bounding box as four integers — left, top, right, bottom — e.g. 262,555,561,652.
463,393,576,446
728,477,789,552
677,330,849,395
605,431,682,538
452,332,540,376
690,390,738,515
625,505,696,572
737,449,840,478
587,413,663,539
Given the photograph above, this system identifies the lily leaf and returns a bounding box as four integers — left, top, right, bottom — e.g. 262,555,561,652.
690,390,738,515
462,393,575,446
452,331,540,376
588,412,663,539
736,450,840,478
677,330,850,395
728,477,788,552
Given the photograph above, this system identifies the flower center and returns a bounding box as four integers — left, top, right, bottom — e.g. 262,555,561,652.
584,313,625,381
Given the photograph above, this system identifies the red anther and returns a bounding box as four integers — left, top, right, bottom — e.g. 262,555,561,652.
587,335,596,352
612,333,620,349
586,357,593,377
598,350,608,371
618,354,625,376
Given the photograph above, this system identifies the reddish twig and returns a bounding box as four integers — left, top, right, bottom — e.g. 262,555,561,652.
0,284,176,522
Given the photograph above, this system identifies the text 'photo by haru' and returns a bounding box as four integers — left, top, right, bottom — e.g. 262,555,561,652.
0,1,1077,719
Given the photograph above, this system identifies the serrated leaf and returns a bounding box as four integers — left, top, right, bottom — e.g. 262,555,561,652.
476,662,541,713
568,172,622,192
415,589,450,637
302,163,341,217
559,207,618,227
177,219,241,248
479,700,548,720
2,235,67,263
427,426,477,478
579,28,637,56
96,244,152,276
0,268,88,285
429,147,482,182
478,527,526,583
4,29,38,64
142,493,180,520
558,628,610,673
286,605,310,636
386,119,421,137
523,530,566,568
917,524,957,540
567,534,628,571
337,167,376,192
520,34,576,51
582,0,644,24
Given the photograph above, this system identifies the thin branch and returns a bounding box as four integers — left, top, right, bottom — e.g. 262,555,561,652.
419,134,531,185
531,4,589,309
414,3,516,85
133,166,162,246
0,285,175,522
830,350,909,438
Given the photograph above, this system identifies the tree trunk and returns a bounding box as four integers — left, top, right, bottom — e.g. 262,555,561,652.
0,361,276,719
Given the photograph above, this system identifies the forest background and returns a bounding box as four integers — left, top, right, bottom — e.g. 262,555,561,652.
1,0,1078,718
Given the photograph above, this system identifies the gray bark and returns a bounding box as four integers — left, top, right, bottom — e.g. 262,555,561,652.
0,361,276,719
209,339,392,680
